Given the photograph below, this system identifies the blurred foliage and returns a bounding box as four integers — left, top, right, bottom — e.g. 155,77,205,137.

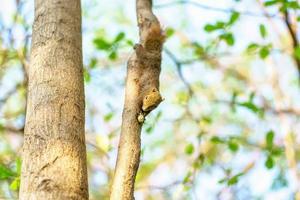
0,0,300,199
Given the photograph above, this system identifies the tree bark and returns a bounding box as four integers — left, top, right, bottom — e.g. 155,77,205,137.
110,0,164,199
19,0,88,199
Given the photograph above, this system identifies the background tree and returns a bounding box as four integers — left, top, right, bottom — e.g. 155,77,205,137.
19,0,88,199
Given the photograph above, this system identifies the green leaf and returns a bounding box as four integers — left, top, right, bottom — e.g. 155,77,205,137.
197,154,205,164
126,40,134,46
271,146,283,157
259,24,267,38
204,24,217,32
239,100,264,117
220,33,235,46
247,43,259,53
83,70,91,83
218,178,227,184
265,155,274,169
0,124,4,132
259,46,270,59
294,46,300,60
185,143,195,155
192,42,205,56
155,111,162,121
183,171,192,183
239,101,260,113
93,38,111,50
285,1,300,9
228,141,239,152
15,158,21,175
89,58,97,69
165,27,175,37
109,51,117,60
228,12,240,25
176,91,189,104
201,116,212,124
297,16,300,22
0,164,16,180
145,126,154,134
211,136,224,143
228,173,244,186
204,21,226,32
114,32,125,43
266,130,274,148
104,113,114,122
264,0,278,7
10,177,20,191
215,21,226,29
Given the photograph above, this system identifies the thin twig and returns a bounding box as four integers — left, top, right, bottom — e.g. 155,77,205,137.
1,125,24,134
214,99,300,117
283,10,300,83
136,180,182,190
0,84,21,105
164,48,195,97
154,0,281,19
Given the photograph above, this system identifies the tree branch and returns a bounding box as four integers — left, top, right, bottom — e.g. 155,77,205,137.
154,0,281,19
1,125,24,134
164,48,194,97
214,99,300,117
283,10,300,84
110,0,165,199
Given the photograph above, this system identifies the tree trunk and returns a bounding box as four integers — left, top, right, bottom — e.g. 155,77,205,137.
110,0,164,199
19,0,88,199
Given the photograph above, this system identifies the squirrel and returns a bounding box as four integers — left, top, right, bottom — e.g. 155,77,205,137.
142,87,162,112
137,87,163,123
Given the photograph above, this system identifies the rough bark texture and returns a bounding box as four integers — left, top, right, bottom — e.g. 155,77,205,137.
110,0,164,199
19,0,88,199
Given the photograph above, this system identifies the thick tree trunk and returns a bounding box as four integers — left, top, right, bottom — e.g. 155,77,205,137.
110,0,164,199
19,0,88,199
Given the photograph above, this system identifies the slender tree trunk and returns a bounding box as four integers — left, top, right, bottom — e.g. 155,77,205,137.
19,0,88,199
110,0,164,199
